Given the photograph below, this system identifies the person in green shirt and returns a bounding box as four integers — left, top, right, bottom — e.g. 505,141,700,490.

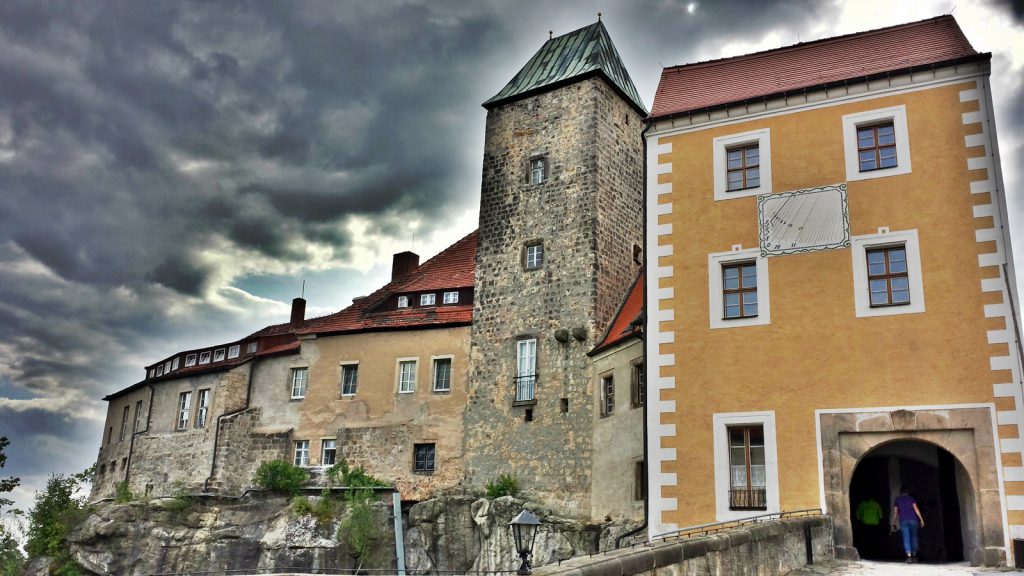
857,497,884,526
855,497,885,558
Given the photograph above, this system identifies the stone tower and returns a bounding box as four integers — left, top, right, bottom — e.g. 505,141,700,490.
464,21,646,518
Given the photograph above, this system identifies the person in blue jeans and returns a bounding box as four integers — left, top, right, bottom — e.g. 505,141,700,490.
892,487,925,563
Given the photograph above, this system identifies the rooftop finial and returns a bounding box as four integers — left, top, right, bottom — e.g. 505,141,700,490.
549,30,553,40
597,11,602,21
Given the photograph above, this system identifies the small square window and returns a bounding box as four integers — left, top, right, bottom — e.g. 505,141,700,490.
227,345,240,359
530,157,546,184
291,368,308,399
213,348,226,362
171,357,179,371
341,364,358,396
184,354,197,367
600,374,614,417
397,295,409,308
156,365,164,377
433,358,452,392
842,106,911,181
322,439,337,467
398,360,417,393
164,360,172,374
246,342,258,354
199,351,211,365
713,129,772,200
420,293,436,306
294,440,310,467
148,369,155,378
442,291,459,304
524,242,543,270
857,122,898,172
414,443,435,473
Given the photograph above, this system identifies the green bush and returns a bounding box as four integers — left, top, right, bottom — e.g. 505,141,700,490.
114,481,133,503
163,482,192,512
254,460,309,495
292,496,313,515
326,461,388,489
485,474,519,498
338,490,379,566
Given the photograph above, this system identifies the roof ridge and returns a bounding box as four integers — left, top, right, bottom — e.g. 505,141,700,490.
663,15,962,73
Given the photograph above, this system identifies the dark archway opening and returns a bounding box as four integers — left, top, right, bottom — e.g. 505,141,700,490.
849,440,970,563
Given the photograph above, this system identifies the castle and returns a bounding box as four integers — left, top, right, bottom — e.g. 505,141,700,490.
92,15,1024,566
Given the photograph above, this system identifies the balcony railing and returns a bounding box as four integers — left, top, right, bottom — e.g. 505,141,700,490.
729,487,767,510
514,374,537,404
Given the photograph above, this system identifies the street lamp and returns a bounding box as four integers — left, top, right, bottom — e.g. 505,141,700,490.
509,509,542,575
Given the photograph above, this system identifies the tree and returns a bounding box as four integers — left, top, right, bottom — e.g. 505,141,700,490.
24,467,92,575
0,437,24,575
0,437,18,512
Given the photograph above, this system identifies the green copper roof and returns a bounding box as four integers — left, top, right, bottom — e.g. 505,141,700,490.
484,21,647,114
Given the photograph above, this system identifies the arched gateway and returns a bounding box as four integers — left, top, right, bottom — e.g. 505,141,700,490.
819,406,1006,566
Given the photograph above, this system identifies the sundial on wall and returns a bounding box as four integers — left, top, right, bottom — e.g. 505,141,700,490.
758,183,850,257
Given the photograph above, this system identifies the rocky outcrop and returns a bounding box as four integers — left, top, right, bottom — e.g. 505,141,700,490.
63,492,640,575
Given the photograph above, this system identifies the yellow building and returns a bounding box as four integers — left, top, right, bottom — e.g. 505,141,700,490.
644,16,1021,565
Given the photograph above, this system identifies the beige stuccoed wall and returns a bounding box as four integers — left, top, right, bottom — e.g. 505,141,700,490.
590,337,644,521
249,326,470,499
92,385,150,499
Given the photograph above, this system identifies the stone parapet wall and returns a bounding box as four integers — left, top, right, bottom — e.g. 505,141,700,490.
337,423,462,500
212,407,291,494
535,516,833,576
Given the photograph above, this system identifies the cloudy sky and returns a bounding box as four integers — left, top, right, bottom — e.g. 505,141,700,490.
0,0,1022,514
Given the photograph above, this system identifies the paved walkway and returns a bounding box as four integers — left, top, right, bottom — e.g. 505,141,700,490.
785,560,1024,575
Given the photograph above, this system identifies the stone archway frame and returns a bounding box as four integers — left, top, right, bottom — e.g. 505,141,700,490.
818,406,1005,566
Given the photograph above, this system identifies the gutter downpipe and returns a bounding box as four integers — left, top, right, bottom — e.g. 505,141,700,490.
616,119,653,549
204,359,257,493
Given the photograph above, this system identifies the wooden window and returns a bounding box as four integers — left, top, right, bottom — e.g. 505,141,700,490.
857,122,897,172
398,360,417,393
529,157,546,184
213,348,226,362
726,143,760,191
227,345,240,359
294,440,309,467
195,389,210,428
722,262,758,319
728,425,766,510
433,358,452,392
414,443,435,472
630,360,645,408
341,364,358,396
321,439,337,466
291,368,308,399
600,375,614,417
176,392,192,431
199,351,211,365
867,246,910,306
246,342,258,354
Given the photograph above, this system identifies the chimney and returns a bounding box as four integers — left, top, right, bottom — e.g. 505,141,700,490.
392,251,420,281
290,297,306,325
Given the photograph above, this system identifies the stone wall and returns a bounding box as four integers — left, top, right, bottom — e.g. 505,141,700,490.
212,407,292,493
465,76,644,519
534,516,834,576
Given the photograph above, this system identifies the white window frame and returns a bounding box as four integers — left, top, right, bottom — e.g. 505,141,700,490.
291,367,309,399
294,440,310,467
156,365,164,377
199,351,211,365
851,228,925,318
397,358,418,393
195,389,210,428
515,339,537,402
340,361,359,397
176,391,192,431
397,295,409,308
525,243,543,269
431,355,454,392
420,293,436,306
171,357,179,371
712,411,780,521
227,345,240,359
163,360,172,374
442,291,459,304
321,438,337,467
184,354,197,367
530,157,546,185
842,105,911,181
600,373,614,417
148,368,155,378
713,128,772,201
213,348,226,362
246,342,258,354
708,247,770,329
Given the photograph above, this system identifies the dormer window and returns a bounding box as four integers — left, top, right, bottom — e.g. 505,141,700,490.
246,342,258,354
443,291,459,304
213,349,226,362
228,345,240,359
171,357,179,371
156,365,164,377
185,354,197,367
398,296,409,308
199,351,211,365
163,360,172,374
420,293,436,306
148,369,155,378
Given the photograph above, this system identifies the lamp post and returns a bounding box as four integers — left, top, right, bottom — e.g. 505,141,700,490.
509,509,542,575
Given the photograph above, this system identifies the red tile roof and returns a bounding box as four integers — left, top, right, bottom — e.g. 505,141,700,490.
300,231,477,336
650,15,982,120
591,272,643,355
